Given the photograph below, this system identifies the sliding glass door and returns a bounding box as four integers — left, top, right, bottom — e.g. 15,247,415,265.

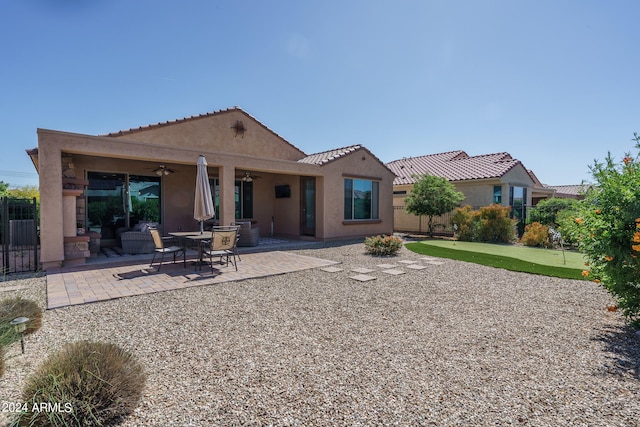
86,172,160,242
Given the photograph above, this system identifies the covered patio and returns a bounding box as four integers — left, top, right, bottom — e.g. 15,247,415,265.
29,107,395,270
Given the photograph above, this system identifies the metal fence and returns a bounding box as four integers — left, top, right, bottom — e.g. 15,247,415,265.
1,197,39,274
393,205,459,236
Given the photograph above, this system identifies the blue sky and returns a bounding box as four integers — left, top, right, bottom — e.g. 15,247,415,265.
1,0,639,188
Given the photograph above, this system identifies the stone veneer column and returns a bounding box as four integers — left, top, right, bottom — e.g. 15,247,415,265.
62,178,89,266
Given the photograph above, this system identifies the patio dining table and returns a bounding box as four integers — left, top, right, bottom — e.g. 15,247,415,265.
168,231,212,269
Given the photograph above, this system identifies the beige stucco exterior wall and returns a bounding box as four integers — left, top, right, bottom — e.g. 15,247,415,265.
452,179,502,207
501,165,535,206
271,174,302,237
319,148,395,239
109,110,306,162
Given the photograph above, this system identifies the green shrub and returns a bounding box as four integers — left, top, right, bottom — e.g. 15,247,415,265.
476,204,516,243
556,207,583,246
364,235,403,256
520,222,551,247
451,205,477,241
569,134,640,327
12,340,146,427
451,204,516,243
528,197,580,226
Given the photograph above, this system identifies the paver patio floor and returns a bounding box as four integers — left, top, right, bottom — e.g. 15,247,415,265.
46,251,339,309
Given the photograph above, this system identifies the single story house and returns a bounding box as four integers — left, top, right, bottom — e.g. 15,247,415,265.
28,107,395,269
541,184,593,202
385,150,552,233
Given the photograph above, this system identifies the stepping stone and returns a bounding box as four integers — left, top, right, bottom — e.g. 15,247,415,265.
398,260,418,264
321,266,344,273
420,257,439,262
381,269,405,275
352,267,375,274
350,274,377,282
423,260,444,265
405,264,428,270
376,263,397,269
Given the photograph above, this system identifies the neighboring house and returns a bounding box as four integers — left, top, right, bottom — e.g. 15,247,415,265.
386,150,548,233
543,184,593,201
28,107,395,269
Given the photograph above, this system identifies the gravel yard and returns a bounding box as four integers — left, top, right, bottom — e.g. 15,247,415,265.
1,241,639,426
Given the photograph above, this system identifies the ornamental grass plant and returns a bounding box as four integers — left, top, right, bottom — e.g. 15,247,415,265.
0,297,43,337
12,340,146,427
0,297,42,376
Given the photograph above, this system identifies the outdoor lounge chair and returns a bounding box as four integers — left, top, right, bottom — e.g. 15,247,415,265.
119,221,160,254
203,225,240,272
149,228,185,271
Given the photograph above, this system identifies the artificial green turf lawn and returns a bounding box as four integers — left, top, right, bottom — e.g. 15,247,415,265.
405,240,587,280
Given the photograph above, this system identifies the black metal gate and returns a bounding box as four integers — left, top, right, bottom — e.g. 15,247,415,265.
0,197,39,274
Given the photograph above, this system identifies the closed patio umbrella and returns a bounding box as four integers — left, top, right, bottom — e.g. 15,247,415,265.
194,155,215,233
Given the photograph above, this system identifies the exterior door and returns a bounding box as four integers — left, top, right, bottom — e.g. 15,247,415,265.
300,176,316,236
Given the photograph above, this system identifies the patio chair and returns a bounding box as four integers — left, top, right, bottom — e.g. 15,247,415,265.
203,225,240,272
149,228,185,271
229,222,245,261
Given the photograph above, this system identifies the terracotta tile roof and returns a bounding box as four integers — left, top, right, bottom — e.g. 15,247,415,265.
527,169,543,186
546,184,593,197
298,145,362,165
386,150,523,185
101,106,305,155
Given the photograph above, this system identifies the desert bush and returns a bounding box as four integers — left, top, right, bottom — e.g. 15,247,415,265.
476,204,516,243
452,204,515,243
451,205,477,241
520,222,551,247
12,340,146,427
364,235,403,256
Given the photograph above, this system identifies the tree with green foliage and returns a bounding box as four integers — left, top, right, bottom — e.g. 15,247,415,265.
405,174,465,237
0,181,8,198
7,185,39,203
528,197,579,227
562,133,640,327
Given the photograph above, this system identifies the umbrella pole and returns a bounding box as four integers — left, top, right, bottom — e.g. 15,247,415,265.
200,220,204,234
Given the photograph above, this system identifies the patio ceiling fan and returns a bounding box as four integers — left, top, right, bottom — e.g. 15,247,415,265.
152,164,176,176
240,171,261,182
